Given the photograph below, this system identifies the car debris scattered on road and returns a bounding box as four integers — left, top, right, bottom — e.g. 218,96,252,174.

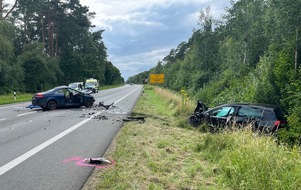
123,116,145,123
26,105,42,109
85,157,111,164
98,101,114,109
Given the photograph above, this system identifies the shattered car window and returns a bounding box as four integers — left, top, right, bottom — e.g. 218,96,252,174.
211,106,234,117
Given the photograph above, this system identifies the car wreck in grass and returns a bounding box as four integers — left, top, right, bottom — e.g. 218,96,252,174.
188,100,287,133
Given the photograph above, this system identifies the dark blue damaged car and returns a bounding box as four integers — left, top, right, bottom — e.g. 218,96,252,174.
32,86,95,110
188,101,287,133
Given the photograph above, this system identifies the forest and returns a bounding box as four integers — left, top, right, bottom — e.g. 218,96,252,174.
0,0,124,94
127,0,301,146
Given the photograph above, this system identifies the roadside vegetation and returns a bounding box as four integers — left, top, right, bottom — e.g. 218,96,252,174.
83,86,301,190
126,0,301,147
0,1,124,96
0,93,32,105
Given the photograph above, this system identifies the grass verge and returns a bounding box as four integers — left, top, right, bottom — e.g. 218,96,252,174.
82,86,301,190
82,86,220,190
0,93,32,105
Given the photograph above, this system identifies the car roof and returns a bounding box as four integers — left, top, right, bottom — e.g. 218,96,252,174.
214,103,278,110
54,85,69,89
69,82,83,85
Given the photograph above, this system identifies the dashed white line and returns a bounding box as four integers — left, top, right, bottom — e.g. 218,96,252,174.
17,112,36,117
0,118,7,121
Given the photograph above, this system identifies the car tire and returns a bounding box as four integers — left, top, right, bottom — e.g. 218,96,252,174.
85,100,94,108
47,100,57,110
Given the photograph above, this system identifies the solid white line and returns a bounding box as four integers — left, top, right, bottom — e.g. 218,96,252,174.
0,117,95,176
0,118,7,121
0,87,141,176
0,103,28,109
17,112,36,117
114,86,141,104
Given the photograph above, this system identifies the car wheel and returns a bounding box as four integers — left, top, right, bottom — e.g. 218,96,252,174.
85,100,94,108
47,100,57,110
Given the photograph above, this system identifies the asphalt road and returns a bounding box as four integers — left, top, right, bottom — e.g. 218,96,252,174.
0,84,143,190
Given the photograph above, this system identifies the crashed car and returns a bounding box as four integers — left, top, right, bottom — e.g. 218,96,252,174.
32,86,95,110
188,101,286,133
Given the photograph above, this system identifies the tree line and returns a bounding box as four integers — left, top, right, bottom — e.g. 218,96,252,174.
127,0,301,146
0,0,124,94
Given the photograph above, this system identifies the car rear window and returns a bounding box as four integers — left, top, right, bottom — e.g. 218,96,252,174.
262,110,277,121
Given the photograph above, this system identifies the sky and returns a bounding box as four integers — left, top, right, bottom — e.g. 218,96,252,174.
7,0,232,81
80,0,232,81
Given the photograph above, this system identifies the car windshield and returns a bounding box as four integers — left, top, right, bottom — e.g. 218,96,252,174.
85,82,94,87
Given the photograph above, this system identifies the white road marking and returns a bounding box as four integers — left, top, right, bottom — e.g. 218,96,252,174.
0,87,141,176
0,104,28,109
0,118,7,121
17,112,36,117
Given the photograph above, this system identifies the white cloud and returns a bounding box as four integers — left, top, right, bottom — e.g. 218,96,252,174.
81,0,231,80
108,47,172,78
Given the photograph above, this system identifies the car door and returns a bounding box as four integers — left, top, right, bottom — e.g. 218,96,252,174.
206,106,235,127
66,88,83,106
54,89,66,107
234,106,263,127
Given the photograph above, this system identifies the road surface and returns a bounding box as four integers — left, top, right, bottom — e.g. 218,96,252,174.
0,84,143,190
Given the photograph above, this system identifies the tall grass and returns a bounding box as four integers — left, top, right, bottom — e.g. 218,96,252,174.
153,86,195,117
196,130,301,190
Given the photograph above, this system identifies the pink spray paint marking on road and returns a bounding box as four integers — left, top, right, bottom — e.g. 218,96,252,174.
63,156,115,169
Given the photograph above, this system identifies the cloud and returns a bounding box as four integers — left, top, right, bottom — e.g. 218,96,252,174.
88,0,230,80
109,47,172,79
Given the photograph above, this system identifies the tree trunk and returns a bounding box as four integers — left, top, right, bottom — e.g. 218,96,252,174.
295,27,299,72
42,19,45,47
55,25,58,56
0,0,2,19
243,40,247,65
48,20,53,56
51,22,54,56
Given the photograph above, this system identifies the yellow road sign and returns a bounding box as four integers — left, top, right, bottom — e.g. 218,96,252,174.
149,74,164,84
